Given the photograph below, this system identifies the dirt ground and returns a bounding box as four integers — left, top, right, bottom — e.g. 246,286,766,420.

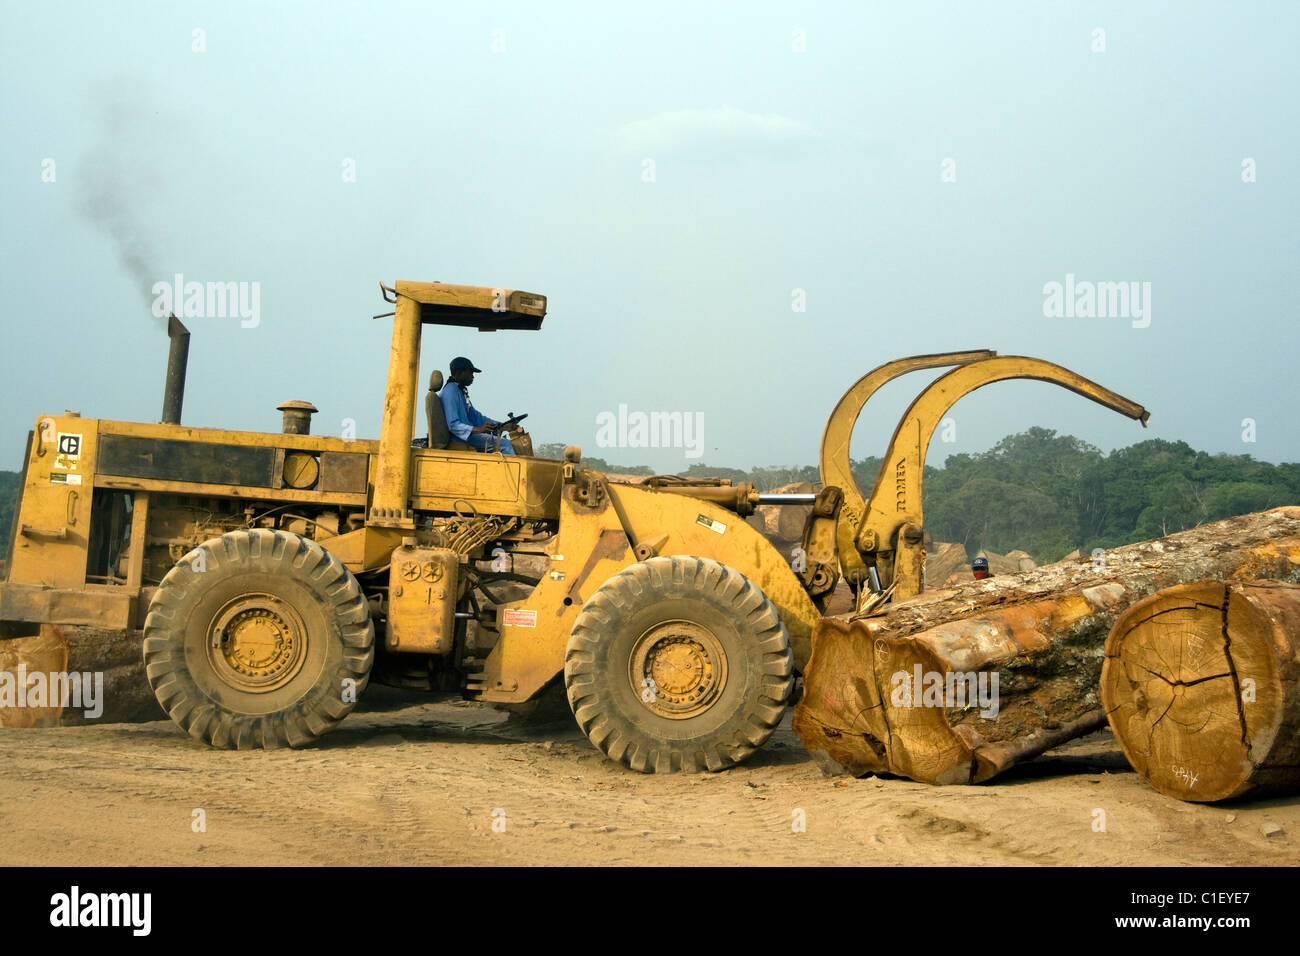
1,687,1296,867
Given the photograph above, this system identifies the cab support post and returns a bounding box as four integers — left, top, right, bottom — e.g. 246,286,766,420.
370,292,421,527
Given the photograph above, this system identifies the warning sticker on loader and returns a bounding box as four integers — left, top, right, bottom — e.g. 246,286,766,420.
502,608,538,628
49,472,82,485
696,514,727,534
53,432,82,470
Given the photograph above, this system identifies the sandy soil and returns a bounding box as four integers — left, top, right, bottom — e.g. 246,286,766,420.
1,688,1296,866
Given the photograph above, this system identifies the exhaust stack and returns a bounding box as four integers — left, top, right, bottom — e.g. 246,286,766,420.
277,400,318,434
162,314,190,425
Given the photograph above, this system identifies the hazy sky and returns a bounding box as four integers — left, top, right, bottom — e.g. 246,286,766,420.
2,1,1296,472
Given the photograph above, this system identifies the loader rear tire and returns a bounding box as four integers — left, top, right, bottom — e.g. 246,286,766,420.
564,556,794,773
142,529,374,749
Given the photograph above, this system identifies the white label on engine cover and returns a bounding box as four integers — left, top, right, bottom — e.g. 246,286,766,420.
696,514,727,534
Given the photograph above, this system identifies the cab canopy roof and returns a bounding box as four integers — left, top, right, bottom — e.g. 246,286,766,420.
385,281,546,331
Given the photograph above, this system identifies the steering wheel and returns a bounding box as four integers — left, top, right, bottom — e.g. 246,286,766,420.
489,412,528,434
485,412,528,452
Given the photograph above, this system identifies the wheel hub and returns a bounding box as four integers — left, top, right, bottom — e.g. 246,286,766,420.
208,594,307,692
629,620,727,719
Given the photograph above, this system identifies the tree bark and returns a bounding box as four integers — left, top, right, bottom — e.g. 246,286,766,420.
792,507,1300,784
1102,580,1300,802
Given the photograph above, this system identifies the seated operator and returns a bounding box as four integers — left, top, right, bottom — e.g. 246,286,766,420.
439,356,516,454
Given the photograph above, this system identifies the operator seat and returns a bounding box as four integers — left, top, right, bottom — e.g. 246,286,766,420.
425,371,453,449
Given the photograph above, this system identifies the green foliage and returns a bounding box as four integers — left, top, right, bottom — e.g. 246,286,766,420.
535,443,654,474
849,456,883,494
923,432,1297,562
927,476,1076,560
678,463,753,483
581,457,654,475
0,471,18,555
746,465,821,491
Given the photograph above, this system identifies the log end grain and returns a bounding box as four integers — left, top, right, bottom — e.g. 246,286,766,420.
1102,580,1300,802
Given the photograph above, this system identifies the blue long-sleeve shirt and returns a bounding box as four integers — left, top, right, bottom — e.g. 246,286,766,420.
439,381,490,441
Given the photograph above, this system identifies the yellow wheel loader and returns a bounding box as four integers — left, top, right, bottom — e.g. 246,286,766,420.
0,281,1148,771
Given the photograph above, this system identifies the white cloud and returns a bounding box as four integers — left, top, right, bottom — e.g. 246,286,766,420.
616,105,814,157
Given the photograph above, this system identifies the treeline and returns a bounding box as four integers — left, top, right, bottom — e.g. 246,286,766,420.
0,470,16,554
3,431,1295,567
545,429,1300,563
925,428,1299,561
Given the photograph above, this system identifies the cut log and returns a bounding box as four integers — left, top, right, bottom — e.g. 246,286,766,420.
0,624,157,727
752,481,816,542
0,625,68,728
1005,550,1038,572
1102,580,1300,802
924,541,969,586
793,507,1300,784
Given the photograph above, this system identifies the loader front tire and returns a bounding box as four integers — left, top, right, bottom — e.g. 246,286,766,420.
143,529,374,749
564,556,794,773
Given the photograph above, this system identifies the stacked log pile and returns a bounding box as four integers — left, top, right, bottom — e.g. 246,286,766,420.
925,541,970,586
748,481,817,543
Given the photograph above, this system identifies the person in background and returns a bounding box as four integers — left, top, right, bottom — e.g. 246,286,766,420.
972,555,993,580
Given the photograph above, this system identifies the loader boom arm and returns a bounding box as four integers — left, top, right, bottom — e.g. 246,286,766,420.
820,352,1149,607
818,351,996,586
856,355,1148,601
